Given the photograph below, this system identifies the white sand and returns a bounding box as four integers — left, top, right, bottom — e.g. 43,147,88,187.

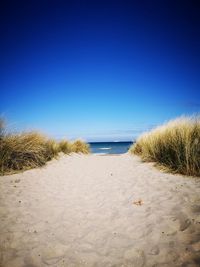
0,154,200,267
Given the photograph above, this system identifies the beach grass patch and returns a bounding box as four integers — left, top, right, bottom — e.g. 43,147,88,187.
0,118,90,175
129,116,200,177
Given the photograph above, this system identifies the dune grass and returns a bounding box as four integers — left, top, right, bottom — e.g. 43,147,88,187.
59,140,72,154
0,119,90,175
129,116,200,177
70,140,90,154
0,132,49,174
58,139,90,154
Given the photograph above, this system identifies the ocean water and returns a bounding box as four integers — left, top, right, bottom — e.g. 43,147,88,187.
89,141,133,154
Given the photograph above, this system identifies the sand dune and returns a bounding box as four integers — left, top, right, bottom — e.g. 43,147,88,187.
0,154,200,267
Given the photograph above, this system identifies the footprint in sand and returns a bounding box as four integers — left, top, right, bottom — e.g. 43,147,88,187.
179,218,191,232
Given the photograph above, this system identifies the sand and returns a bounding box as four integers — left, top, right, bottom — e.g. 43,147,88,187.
0,154,200,267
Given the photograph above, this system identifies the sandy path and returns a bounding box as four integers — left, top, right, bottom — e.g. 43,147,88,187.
0,154,200,267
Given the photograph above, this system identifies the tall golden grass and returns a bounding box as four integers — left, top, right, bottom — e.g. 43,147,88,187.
70,140,90,154
59,140,71,154
0,119,90,175
129,116,200,177
58,139,90,154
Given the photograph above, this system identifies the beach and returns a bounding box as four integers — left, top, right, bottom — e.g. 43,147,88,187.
0,153,200,267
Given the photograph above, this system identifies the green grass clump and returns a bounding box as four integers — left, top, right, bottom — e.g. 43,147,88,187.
129,116,200,177
70,140,90,154
0,118,90,175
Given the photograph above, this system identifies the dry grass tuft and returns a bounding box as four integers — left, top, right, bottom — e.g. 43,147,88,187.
129,116,200,177
59,140,71,154
70,140,90,154
44,139,60,160
0,132,49,174
0,118,90,175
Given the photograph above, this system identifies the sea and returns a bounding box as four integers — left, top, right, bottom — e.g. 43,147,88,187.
88,141,133,155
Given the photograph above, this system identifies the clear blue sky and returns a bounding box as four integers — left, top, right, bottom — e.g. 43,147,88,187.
1,0,200,141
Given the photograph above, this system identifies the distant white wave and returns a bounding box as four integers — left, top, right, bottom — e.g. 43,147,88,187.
99,147,111,150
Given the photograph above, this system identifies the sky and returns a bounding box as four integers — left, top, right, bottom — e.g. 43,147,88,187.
1,0,200,141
